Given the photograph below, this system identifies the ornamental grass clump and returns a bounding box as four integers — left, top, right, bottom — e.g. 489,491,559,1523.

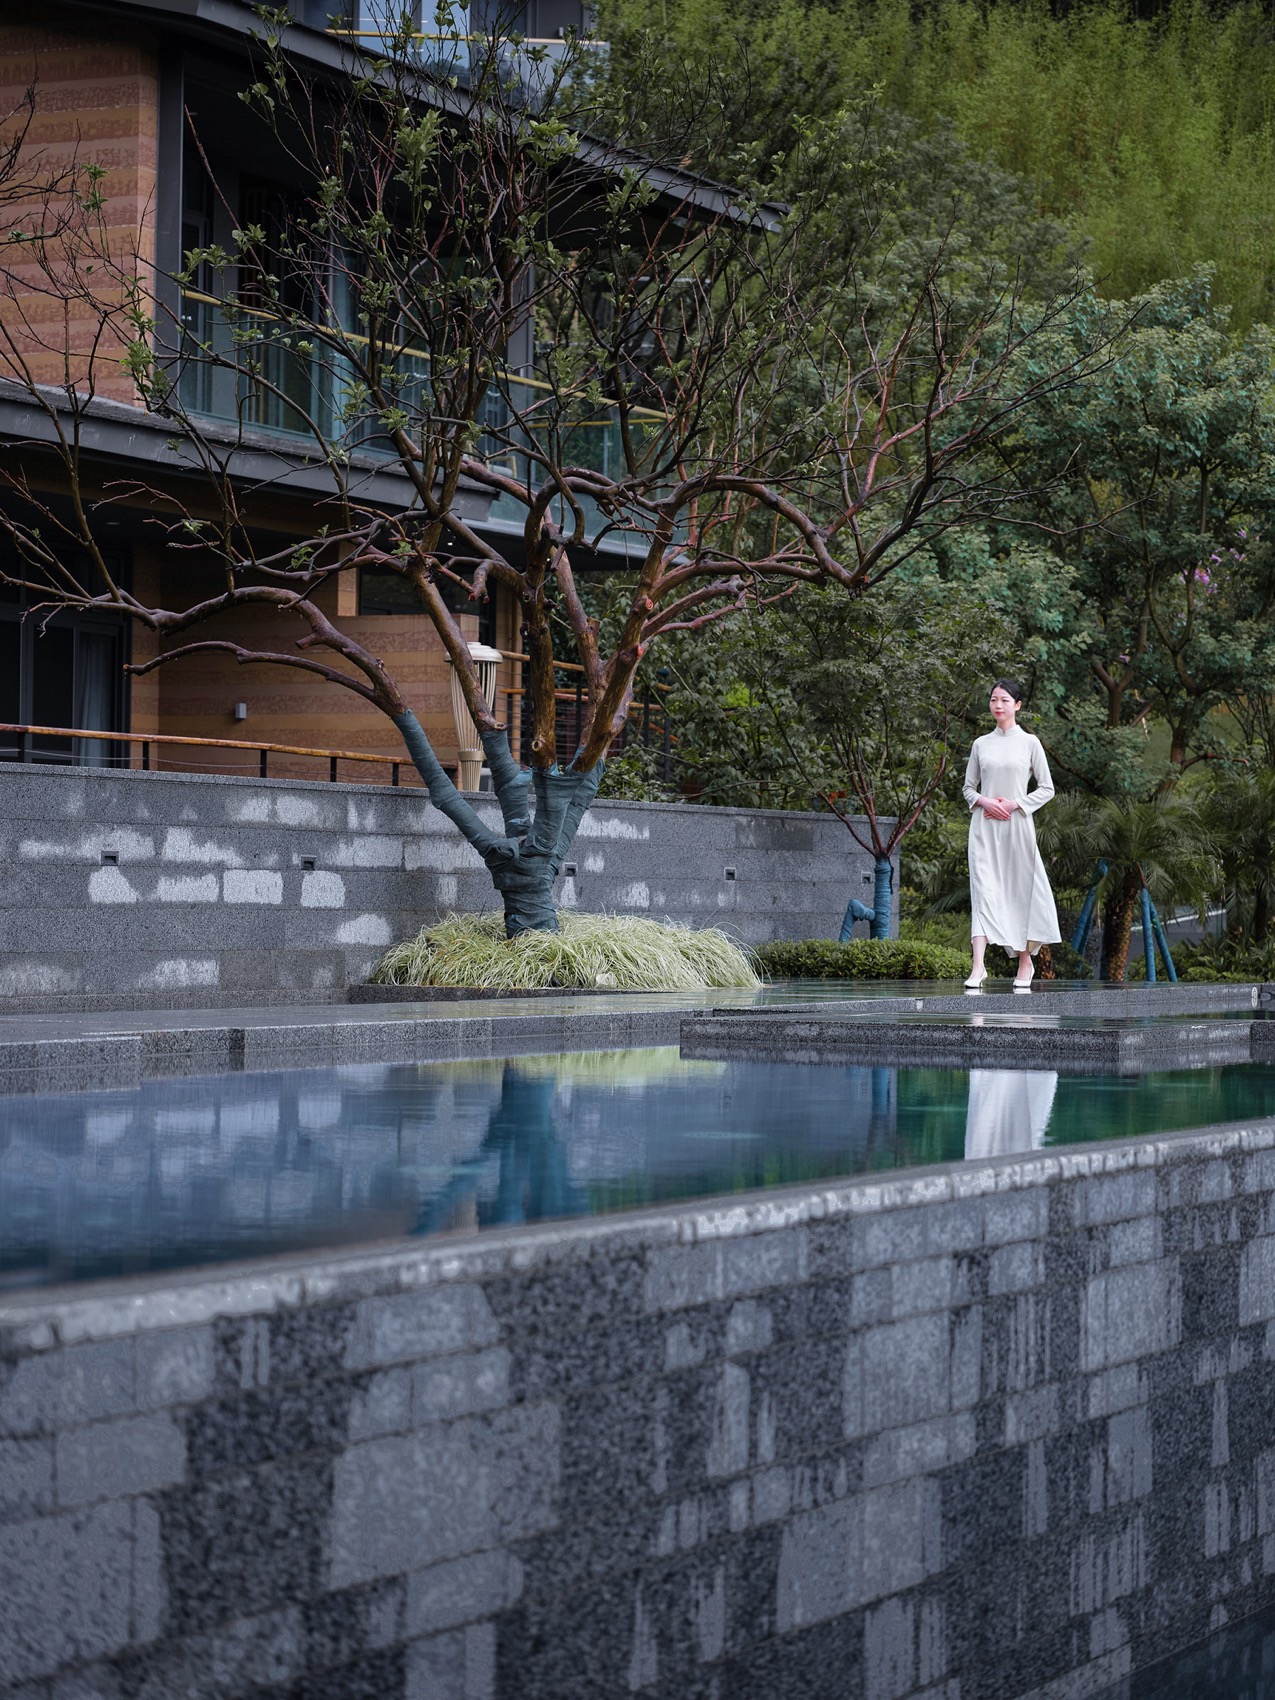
371,911,761,991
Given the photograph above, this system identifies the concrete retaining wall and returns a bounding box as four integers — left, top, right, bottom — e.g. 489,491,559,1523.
3,1117,1275,1698
0,765,893,1011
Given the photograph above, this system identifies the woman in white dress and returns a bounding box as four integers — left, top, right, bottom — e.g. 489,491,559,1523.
962,678,1061,991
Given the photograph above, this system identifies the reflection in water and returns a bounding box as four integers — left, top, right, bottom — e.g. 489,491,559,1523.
3,1050,1273,1286
416,1067,587,1235
964,1069,1059,1159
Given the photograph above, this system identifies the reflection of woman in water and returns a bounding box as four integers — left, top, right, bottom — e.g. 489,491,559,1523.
962,678,1061,992
964,1070,1059,1159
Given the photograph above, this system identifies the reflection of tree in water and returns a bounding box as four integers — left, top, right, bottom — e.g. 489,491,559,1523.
415,1065,587,1235
869,1067,894,1152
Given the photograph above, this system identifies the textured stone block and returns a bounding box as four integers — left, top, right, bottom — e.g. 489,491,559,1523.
327,1405,559,1589
1074,1172,1158,1226
861,1315,951,1434
891,1257,953,1317
989,1243,1044,1297
412,1349,510,1424
344,1286,498,1370
862,1477,943,1604
349,1368,413,1442
722,1230,803,1299
0,1342,134,1437
1240,1236,1275,1326
984,1191,1048,1246
1004,1385,1059,1446
1087,1364,1146,1420
862,1414,974,1489
859,1209,929,1269
160,1456,333,1634
1082,1261,1182,1370
135,1329,214,1411
775,1497,862,1630
0,1435,54,1519
643,1244,724,1314
0,1504,135,1683
725,1300,774,1358
56,1414,185,1508
1107,1218,1161,1268
925,1200,984,1254
406,1549,524,1636
405,1623,495,1700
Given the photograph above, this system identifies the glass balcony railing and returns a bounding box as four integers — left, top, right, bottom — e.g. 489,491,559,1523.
176,291,661,545
310,0,607,95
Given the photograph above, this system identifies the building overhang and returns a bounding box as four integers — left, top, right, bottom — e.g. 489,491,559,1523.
0,383,644,564
50,0,781,232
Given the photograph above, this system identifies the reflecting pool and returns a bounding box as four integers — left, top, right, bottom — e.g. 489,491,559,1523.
3,1050,1274,1287
1095,1598,1275,1697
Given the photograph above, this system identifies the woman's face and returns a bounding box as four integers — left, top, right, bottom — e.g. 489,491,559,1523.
989,686,1021,724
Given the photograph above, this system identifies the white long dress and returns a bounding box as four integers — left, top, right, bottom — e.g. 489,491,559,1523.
962,725,1061,954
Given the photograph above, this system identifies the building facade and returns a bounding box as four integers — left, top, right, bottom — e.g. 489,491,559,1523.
0,0,622,787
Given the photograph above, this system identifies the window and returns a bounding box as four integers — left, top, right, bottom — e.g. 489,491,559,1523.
359,565,497,647
0,551,129,766
0,610,128,767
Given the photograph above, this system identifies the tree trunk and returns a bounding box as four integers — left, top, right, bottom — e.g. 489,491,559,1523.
392,710,603,937
1102,871,1142,982
870,856,893,939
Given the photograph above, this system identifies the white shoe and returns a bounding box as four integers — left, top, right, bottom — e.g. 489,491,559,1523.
1012,974,1034,993
964,971,987,990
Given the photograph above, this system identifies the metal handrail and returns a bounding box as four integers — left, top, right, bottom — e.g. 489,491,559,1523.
179,288,664,422
0,723,421,786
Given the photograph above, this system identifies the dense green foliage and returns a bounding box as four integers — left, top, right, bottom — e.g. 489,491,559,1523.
755,938,970,981
589,0,1275,979
601,0,1275,329
1160,937,1275,981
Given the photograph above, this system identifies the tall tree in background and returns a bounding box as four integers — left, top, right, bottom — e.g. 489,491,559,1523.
1012,273,1275,794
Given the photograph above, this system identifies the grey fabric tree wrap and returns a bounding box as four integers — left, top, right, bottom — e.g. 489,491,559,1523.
391,710,605,936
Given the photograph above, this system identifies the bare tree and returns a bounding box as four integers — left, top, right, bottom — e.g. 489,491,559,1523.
0,7,1109,935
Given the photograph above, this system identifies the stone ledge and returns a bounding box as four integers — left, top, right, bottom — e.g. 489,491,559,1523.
3,1112,1273,1355
680,1012,1258,1074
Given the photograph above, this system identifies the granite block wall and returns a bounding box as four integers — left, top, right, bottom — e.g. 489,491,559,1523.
3,1118,1275,1697
0,765,892,1011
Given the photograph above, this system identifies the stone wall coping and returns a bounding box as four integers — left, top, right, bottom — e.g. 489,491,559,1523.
4,1111,1272,1356
0,760,873,828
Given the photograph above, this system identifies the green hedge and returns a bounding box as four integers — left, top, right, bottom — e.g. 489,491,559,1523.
755,937,969,982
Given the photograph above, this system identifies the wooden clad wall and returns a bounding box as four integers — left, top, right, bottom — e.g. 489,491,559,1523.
0,12,158,403
139,543,524,782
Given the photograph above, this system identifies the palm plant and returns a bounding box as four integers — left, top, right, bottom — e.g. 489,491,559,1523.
1039,793,1222,981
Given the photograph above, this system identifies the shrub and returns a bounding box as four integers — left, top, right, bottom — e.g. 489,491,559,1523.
755,937,969,981
371,910,761,991
1151,937,1275,983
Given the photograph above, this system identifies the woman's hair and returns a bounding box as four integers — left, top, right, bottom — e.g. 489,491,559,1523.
990,676,1026,705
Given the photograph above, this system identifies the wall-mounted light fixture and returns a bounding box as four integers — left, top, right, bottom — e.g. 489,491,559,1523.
233,702,248,722
447,643,503,792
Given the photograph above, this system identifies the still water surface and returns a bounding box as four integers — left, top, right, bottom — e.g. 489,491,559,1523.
3,1050,1274,1287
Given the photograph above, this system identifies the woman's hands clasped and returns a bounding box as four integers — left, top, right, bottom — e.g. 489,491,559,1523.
978,796,1021,821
